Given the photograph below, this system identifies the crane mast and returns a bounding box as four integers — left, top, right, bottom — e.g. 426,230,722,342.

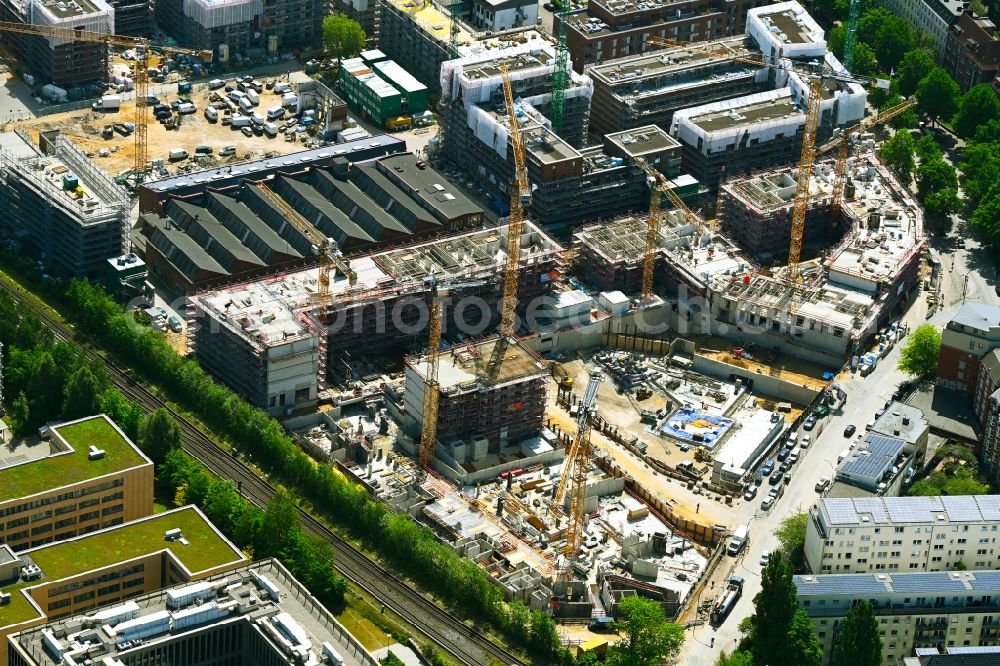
483,63,531,384
563,371,603,557
787,76,824,279
551,7,570,134
419,281,444,469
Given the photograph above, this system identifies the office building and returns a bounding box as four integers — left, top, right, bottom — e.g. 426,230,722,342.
156,0,321,60
7,559,375,666
0,415,153,553
0,131,129,279
937,303,1000,395
796,569,1000,664
804,495,1000,574
0,0,112,87
0,506,247,666
555,0,758,73
944,10,1000,92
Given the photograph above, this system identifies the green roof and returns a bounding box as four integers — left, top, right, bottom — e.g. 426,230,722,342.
0,507,245,631
0,415,149,504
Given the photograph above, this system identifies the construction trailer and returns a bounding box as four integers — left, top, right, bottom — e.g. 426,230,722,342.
0,130,129,278
338,50,428,127
188,222,564,415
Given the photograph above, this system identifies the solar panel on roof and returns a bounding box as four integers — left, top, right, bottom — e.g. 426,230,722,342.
824,499,860,524
852,498,889,523
890,573,968,594
794,575,888,596
942,495,983,522
977,495,1000,521
968,572,1000,592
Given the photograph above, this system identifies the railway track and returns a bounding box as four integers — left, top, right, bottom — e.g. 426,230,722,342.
0,280,525,666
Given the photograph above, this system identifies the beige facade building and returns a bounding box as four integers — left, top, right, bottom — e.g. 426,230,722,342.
796,570,1000,664
0,506,247,666
0,415,154,553
805,496,1000,574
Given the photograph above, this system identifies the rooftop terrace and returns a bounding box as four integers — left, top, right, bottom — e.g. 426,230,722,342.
0,415,150,505
0,507,246,631
688,94,803,132
386,0,475,48
605,126,680,157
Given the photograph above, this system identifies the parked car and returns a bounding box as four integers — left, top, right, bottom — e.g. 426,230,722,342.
760,497,774,511
760,552,770,567
761,460,775,476
220,145,237,157
800,435,811,449
844,424,857,437
768,485,781,499
167,315,182,333
241,126,254,137
777,447,791,461
743,486,758,501
815,476,831,492
778,460,791,474
803,415,817,431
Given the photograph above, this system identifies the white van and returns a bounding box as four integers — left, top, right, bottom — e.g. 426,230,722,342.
239,97,253,113
177,102,196,114
251,112,265,126
281,92,298,108
208,78,225,90
787,432,798,448
273,82,292,95
228,90,247,103
267,105,285,120
264,122,278,137
230,116,251,128
800,434,811,449
246,89,260,105
168,148,188,161
204,106,219,122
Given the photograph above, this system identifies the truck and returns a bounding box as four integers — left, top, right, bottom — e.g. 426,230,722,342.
710,576,744,625
727,524,749,556
178,80,193,94
92,94,121,112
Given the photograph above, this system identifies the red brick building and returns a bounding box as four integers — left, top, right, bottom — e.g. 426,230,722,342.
555,0,759,73
938,303,1000,395
944,10,1000,94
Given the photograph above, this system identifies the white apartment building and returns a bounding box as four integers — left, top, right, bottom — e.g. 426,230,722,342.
877,0,968,60
805,496,1000,574
795,570,1000,665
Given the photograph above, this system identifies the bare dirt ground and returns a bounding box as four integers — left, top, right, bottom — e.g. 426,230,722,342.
10,82,312,176
691,334,830,390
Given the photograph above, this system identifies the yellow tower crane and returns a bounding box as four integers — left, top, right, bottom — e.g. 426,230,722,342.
482,63,532,384
787,75,825,279
0,22,212,184
562,371,603,557
419,278,445,469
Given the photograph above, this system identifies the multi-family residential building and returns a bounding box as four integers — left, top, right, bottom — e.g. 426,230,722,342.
554,0,759,73
944,10,1000,92
0,415,153,553
937,303,1000,395
901,646,1000,666
805,496,1000,574
7,559,375,666
877,0,969,61
470,0,537,32
0,507,247,666
796,570,1000,665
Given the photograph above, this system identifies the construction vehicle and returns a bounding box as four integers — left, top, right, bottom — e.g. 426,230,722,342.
561,371,604,557
481,63,531,385
0,21,212,187
710,576,744,625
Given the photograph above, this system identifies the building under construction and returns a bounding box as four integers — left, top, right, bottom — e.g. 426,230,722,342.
669,1,866,195
404,337,548,453
0,130,129,278
0,0,112,87
438,43,683,226
586,36,773,139
188,222,564,415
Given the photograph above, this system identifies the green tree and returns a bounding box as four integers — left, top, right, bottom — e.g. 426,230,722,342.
851,43,880,78
955,83,1000,138
606,597,684,666
100,389,143,442
916,68,961,126
139,408,182,465
62,365,101,421
898,324,942,379
788,610,823,666
916,159,958,199
28,351,64,427
259,489,301,560
858,7,893,45
897,49,936,97
971,183,1000,246
776,511,808,568
9,391,30,435
715,651,754,666
745,552,799,666
880,94,918,129
914,134,942,163
873,16,914,70
380,654,406,666
322,14,366,64
831,601,881,666
879,130,916,183
923,188,963,219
